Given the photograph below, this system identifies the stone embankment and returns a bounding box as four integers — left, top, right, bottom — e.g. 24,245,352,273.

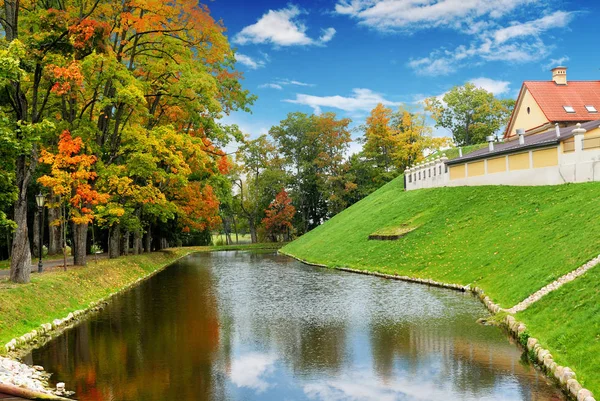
280,250,597,401
0,357,72,399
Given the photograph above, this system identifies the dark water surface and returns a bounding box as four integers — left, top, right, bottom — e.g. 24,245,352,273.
28,252,564,401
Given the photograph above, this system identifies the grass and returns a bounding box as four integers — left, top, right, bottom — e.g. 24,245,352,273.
425,142,488,161
516,267,600,395
0,243,283,350
282,176,600,308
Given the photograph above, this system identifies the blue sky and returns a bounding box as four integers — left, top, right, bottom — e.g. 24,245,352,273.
207,0,600,148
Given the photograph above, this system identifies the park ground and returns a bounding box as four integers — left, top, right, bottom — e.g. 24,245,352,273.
282,176,600,395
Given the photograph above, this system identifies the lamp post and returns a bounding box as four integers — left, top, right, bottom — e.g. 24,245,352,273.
35,193,45,273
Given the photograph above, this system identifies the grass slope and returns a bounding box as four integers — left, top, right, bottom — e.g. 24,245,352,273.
0,243,282,349
516,267,600,395
282,176,600,308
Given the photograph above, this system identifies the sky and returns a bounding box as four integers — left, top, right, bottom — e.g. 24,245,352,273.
206,0,600,149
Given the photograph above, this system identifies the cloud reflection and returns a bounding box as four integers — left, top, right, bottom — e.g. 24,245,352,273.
304,371,523,401
230,353,277,393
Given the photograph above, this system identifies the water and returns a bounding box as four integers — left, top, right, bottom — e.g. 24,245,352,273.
28,251,564,401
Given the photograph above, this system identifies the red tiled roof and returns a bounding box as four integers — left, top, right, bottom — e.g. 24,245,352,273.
524,81,600,121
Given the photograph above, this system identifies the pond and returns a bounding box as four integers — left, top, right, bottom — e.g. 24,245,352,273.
27,251,564,401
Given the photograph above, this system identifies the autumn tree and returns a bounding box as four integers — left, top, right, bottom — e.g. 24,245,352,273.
425,83,515,146
262,189,296,242
38,131,108,266
362,104,397,172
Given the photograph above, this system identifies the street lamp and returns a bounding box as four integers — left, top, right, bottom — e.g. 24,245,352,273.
35,193,45,273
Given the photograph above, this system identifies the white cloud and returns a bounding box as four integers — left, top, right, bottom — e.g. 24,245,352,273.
233,5,336,47
230,353,277,393
319,27,337,43
334,0,538,32
260,78,315,90
493,11,572,43
285,88,402,114
235,53,266,70
259,83,283,90
407,11,574,76
276,78,314,87
469,78,510,95
543,55,569,70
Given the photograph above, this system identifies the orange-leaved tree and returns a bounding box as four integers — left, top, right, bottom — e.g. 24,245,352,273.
262,189,296,242
38,130,108,266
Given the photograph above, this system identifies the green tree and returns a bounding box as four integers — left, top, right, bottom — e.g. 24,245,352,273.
425,83,515,146
270,112,352,233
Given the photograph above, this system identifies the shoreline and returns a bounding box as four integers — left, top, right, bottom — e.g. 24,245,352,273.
279,249,596,401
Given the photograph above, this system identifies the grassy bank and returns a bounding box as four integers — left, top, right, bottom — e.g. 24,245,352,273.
516,266,600,395
281,176,600,393
0,243,282,349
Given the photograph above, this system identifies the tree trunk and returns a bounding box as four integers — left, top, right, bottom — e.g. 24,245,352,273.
232,215,239,244
133,230,142,255
73,223,87,266
248,218,257,244
121,231,129,256
108,224,120,259
47,195,61,255
144,225,151,253
10,190,31,283
33,210,40,259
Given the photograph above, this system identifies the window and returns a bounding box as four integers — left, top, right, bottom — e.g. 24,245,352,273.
429,169,431,178
433,167,436,176
413,173,416,182
409,174,412,183
527,106,531,114
418,171,421,180
586,105,598,113
563,106,575,113
439,165,442,175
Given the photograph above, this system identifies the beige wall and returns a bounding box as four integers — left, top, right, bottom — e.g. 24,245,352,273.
487,157,507,174
532,148,558,168
507,89,549,138
509,152,530,171
467,161,485,177
449,165,466,181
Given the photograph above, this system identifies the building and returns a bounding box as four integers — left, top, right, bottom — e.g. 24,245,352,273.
405,119,600,191
504,67,600,139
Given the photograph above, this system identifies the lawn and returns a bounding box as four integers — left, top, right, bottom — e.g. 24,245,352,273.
282,176,600,308
516,266,600,395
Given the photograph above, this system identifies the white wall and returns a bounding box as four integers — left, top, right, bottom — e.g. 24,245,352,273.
405,131,600,191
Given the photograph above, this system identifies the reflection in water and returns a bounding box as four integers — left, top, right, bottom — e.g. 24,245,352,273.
30,252,564,401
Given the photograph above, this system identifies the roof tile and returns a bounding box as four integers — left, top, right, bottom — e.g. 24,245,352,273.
525,81,600,121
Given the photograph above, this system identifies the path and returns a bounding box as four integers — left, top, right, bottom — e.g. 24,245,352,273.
505,253,600,314
0,253,108,278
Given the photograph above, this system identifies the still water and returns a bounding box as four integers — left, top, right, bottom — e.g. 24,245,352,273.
28,251,564,401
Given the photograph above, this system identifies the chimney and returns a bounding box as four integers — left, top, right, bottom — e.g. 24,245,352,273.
486,136,495,152
551,66,567,85
555,123,561,138
517,128,525,145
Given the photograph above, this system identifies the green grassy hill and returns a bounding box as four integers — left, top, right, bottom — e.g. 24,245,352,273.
282,177,600,308
282,176,600,393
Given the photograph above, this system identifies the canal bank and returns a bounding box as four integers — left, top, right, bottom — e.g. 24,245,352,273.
0,244,282,399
